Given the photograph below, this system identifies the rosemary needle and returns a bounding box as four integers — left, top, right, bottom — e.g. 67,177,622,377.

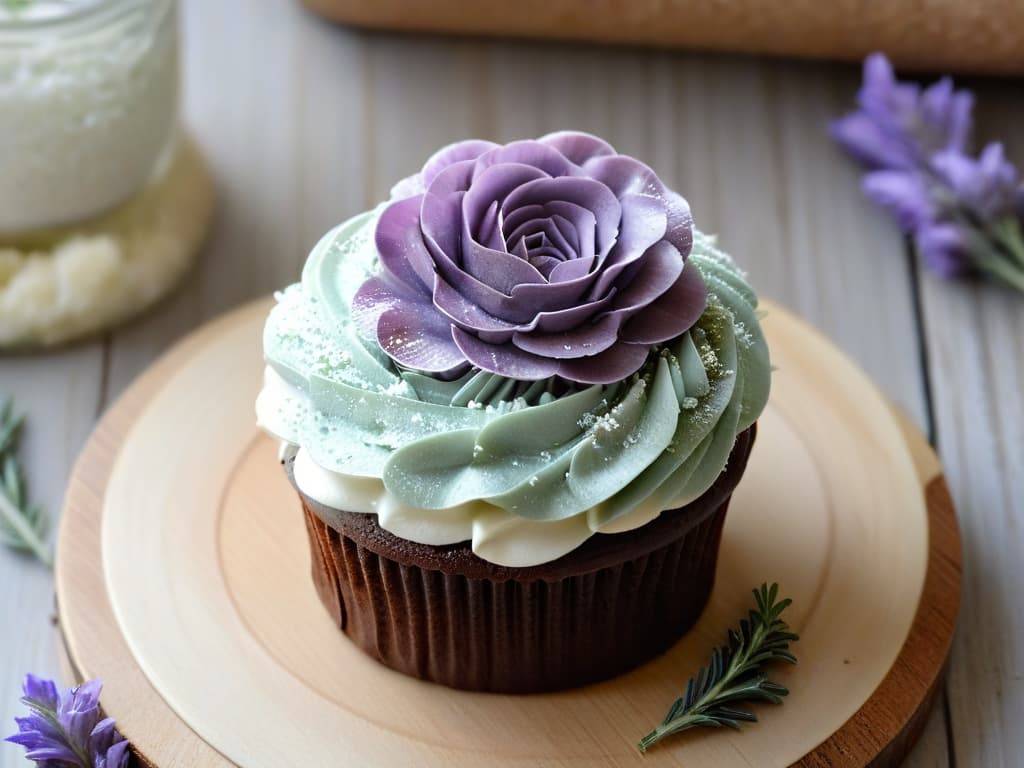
0,398,52,567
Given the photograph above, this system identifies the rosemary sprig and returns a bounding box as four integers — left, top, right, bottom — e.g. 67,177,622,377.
638,583,798,752
0,398,52,567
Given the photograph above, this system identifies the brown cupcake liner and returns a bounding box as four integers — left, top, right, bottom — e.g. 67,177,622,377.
302,498,728,693
292,423,757,696
294,425,755,693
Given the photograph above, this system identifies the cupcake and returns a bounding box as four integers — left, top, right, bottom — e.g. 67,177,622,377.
256,132,770,693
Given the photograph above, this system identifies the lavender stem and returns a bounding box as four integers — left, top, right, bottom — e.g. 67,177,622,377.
990,217,1024,269
978,253,1024,292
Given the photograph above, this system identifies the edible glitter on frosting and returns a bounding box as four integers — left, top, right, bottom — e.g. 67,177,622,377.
257,138,772,567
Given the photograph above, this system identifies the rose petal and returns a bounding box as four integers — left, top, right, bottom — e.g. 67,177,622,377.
598,240,683,320
508,271,601,316
539,215,578,259
503,207,582,257
504,217,575,261
427,239,539,323
376,195,435,290
502,177,620,255
664,189,694,257
377,306,467,375
556,341,650,384
580,153,664,200
551,213,581,254
352,275,430,339
583,154,692,256
619,260,707,343
422,139,499,187
614,193,668,259
512,314,619,359
505,201,597,260
431,229,603,322
541,201,598,258
389,173,423,200
462,234,546,292
585,249,642,303
474,140,573,178
548,253,595,283
462,163,548,239
519,287,616,333
504,210,598,265
452,326,560,380
539,131,617,166
587,200,676,306
421,160,475,260
475,200,505,251
526,254,563,277
433,274,520,337
500,204,543,238
527,246,564,263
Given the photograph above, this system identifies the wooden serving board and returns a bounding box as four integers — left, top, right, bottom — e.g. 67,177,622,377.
55,298,961,768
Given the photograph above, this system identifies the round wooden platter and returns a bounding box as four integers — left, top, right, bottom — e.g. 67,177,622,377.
55,298,961,768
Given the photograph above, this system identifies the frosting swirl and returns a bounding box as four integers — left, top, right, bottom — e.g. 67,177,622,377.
257,205,770,566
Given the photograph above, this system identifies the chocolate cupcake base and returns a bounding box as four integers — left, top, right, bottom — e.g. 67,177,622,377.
294,425,755,694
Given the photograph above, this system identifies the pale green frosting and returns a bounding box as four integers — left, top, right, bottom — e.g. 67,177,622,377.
259,207,770,531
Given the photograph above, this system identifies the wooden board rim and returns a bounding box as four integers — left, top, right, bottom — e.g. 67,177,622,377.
54,298,962,768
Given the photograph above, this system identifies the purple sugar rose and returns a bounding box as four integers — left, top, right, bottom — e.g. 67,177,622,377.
352,132,707,385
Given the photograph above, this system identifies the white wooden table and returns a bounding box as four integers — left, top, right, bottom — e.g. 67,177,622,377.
2,1,1021,765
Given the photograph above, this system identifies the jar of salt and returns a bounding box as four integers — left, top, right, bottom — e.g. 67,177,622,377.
0,0,213,349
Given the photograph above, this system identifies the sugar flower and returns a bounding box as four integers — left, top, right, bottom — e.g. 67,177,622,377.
6,675,130,768
832,53,1024,293
352,131,707,384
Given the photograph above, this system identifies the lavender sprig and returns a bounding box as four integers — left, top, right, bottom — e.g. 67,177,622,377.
6,675,130,768
0,398,51,567
831,52,1024,293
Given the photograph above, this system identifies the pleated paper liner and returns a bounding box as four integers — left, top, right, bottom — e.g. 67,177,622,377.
300,497,724,693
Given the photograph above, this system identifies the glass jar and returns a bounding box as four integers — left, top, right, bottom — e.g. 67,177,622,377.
0,0,179,235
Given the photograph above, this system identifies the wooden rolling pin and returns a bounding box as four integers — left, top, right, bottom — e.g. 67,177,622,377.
301,0,1023,75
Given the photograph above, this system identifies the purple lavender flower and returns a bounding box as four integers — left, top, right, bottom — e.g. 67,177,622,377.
830,52,972,170
862,170,935,231
6,675,130,768
931,142,1020,220
832,52,1024,293
352,132,707,384
913,222,972,278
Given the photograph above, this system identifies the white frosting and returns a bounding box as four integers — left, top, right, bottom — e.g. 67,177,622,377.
257,366,666,567
0,0,178,232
